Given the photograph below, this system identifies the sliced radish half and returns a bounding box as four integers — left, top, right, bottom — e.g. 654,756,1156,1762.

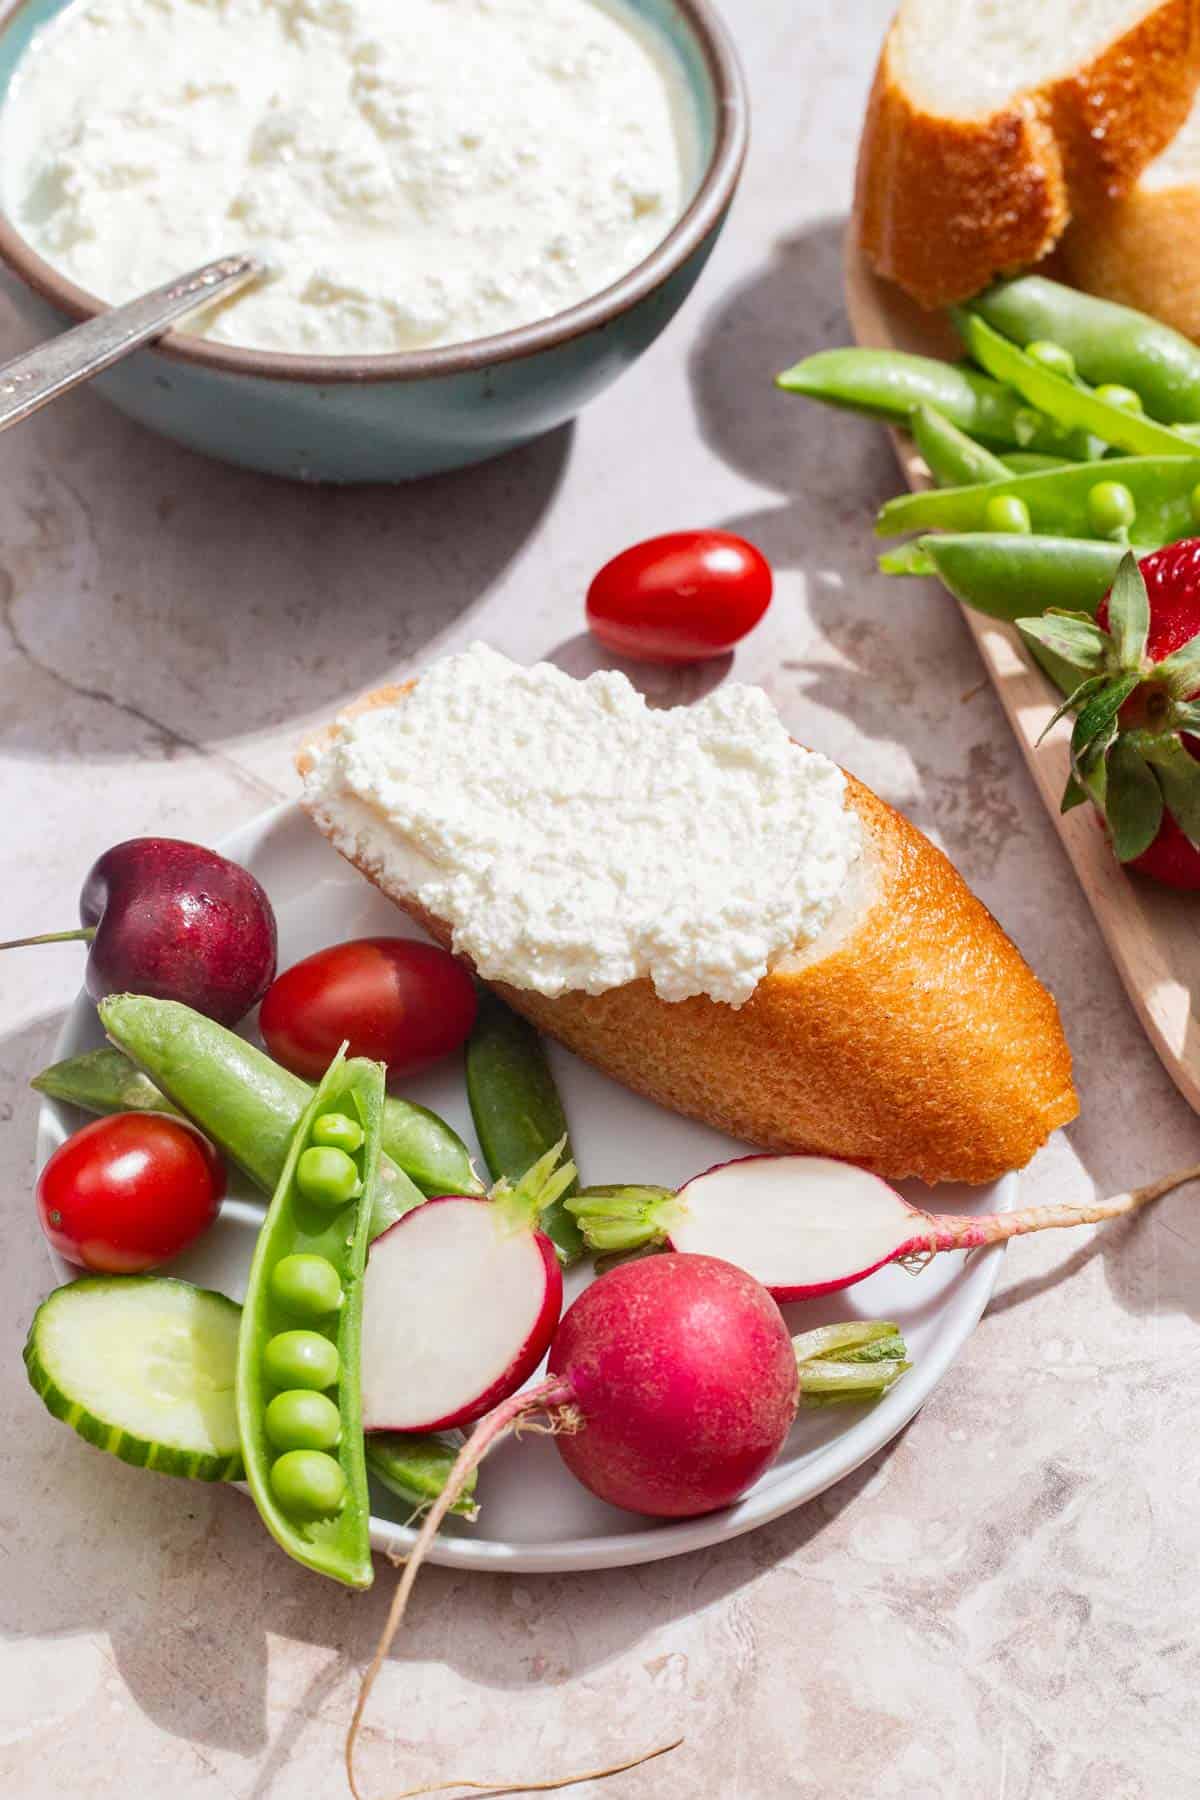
671,1156,917,1299
566,1153,1195,1301
361,1196,562,1433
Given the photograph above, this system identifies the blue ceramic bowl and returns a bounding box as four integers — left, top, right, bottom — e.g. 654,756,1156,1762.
0,0,746,482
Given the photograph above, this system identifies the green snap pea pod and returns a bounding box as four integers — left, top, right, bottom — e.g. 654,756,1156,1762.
878,541,936,576
914,534,1127,621
955,311,1197,458
365,1432,479,1520
32,1046,183,1118
1000,451,1071,474
37,1038,480,1204
775,348,1068,452
237,1049,382,1587
97,995,481,1234
876,456,1200,546
375,1096,480,1200
465,990,584,1265
909,404,1010,487
971,276,1200,425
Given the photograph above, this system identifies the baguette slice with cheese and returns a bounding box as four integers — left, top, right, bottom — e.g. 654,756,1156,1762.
855,0,1200,308
297,682,1077,1187
1060,91,1200,337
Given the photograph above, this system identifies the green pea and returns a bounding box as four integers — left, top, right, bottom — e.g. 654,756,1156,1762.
270,1253,344,1319
1086,480,1137,539
1095,383,1143,415
296,1145,362,1208
1025,340,1076,380
983,494,1032,535
263,1329,340,1392
311,1111,365,1154
265,1389,342,1452
269,1449,347,1519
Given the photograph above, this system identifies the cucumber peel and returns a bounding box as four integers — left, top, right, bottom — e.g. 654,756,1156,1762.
25,1277,243,1481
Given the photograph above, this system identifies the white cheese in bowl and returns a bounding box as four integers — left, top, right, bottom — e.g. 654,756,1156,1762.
0,0,698,356
302,645,863,1007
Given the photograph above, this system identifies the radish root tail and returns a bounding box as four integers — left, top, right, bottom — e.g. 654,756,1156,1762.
346,1375,580,1800
360,1734,683,1799
923,1161,1200,1253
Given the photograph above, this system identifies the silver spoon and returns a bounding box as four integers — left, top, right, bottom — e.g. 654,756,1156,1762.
0,251,264,433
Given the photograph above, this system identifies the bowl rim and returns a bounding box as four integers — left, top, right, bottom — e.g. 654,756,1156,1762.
0,0,748,386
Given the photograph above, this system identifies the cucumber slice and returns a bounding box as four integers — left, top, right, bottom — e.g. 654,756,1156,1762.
24,1276,243,1481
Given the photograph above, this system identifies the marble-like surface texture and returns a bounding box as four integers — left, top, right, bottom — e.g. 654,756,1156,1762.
3,4,1200,1795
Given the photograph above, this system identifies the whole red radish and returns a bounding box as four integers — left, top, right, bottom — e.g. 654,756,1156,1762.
1019,542,1200,887
586,531,772,665
260,937,476,1085
567,1153,1199,1299
359,1142,571,1431
346,1253,909,1781
548,1254,798,1517
38,1112,225,1273
1,839,277,1026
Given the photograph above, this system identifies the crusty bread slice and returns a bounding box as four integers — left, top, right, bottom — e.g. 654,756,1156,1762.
1060,89,1200,336
297,687,1078,1186
855,0,1200,308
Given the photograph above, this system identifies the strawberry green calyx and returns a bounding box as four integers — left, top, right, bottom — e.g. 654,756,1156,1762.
564,1184,681,1254
1017,550,1200,863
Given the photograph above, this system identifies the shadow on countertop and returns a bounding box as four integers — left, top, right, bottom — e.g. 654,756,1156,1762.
7,220,1200,1791
0,319,574,765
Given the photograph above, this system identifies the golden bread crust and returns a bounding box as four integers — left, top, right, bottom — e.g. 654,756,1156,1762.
297,690,1078,1186
855,0,1200,308
1059,181,1200,337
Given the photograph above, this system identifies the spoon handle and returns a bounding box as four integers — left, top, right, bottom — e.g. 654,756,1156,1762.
0,252,263,433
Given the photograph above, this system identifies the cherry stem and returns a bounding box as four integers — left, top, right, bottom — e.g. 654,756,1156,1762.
919,1161,1200,1254
0,927,95,951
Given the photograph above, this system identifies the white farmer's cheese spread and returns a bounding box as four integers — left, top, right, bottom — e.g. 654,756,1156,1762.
1,0,697,355
303,645,862,1007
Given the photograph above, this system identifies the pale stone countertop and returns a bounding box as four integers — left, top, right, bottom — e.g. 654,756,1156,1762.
3,4,1200,1796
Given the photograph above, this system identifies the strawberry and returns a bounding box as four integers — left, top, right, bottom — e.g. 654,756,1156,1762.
1018,543,1200,889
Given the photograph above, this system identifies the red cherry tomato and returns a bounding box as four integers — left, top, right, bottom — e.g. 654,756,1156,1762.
586,531,773,665
37,1113,225,1273
259,937,478,1085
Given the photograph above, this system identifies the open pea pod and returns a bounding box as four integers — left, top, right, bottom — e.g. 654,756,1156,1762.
236,1049,383,1588
955,311,1197,457
876,456,1200,547
970,277,1200,426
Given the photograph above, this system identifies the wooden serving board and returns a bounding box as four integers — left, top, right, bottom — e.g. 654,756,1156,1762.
844,237,1200,1115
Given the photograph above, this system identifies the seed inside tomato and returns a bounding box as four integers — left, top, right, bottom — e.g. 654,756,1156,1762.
586,531,773,665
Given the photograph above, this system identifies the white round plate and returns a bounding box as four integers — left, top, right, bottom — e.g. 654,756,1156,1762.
36,800,1013,1574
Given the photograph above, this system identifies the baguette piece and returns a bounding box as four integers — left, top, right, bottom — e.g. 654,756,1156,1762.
297,683,1077,1186
855,0,1200,309
1060,91,1200,337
